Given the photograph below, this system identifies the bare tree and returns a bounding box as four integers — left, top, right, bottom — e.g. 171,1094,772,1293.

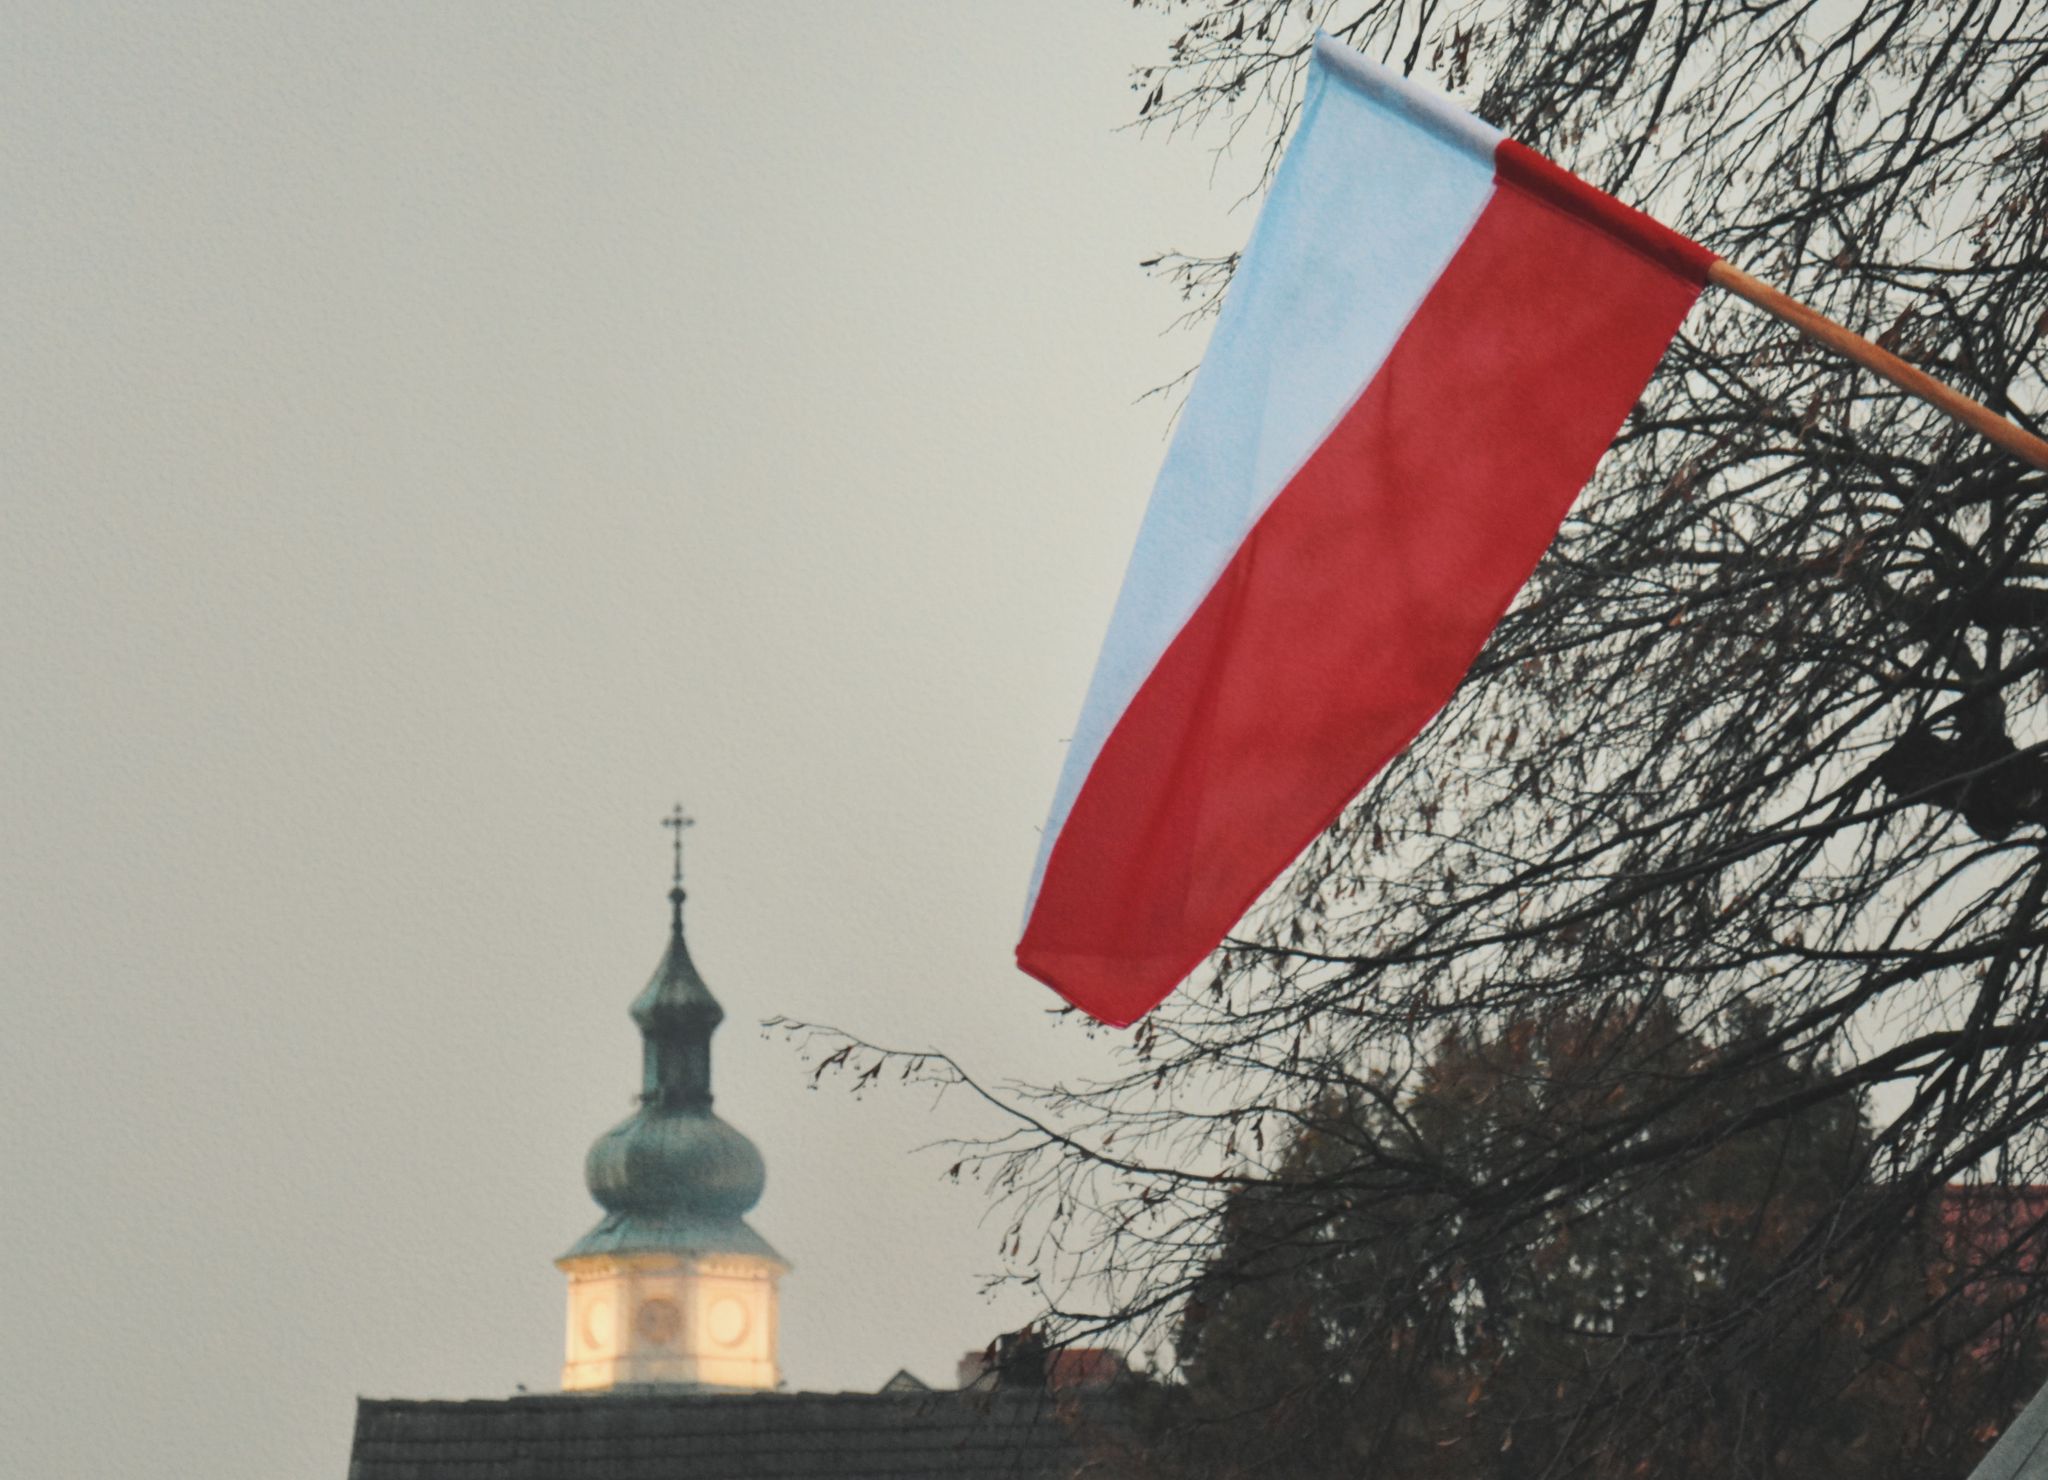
796,0,2048,1471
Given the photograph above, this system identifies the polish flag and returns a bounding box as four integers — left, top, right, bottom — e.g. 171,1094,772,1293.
1018,34,1715,1027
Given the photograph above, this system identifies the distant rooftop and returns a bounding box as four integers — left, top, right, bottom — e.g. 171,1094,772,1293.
348,1388,1128,1480
957,1340,1129,1394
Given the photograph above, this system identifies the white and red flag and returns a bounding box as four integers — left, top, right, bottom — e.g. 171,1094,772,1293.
1017,34,1716,1027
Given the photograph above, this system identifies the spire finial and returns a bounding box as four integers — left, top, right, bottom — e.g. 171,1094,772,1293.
662,804,694,930
662,803,694,888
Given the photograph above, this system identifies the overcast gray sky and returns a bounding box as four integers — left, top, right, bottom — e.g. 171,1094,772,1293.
1,5,1246,1476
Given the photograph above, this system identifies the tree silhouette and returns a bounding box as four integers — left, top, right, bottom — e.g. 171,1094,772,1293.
1140,1002,2046,1477
796,0,2048,1466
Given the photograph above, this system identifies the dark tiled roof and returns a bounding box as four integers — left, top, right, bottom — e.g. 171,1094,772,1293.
348,1388,1127,1480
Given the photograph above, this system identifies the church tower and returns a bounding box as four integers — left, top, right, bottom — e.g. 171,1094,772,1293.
557,809,787,1392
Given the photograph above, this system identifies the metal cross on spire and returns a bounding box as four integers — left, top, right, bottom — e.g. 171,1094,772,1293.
662,804,695,892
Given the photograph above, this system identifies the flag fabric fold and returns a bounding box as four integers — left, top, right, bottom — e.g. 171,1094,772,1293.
1018,34,1715,1028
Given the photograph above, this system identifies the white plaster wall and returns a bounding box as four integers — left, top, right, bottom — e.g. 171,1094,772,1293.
560,1253,781,1390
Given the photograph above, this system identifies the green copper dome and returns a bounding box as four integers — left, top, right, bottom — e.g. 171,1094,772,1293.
585,1106,765,1218
560,863,784,1267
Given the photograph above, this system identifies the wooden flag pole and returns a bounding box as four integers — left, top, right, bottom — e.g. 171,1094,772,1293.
1706,260,2048,473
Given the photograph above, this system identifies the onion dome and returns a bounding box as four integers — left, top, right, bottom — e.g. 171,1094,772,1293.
561,812,783,1265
